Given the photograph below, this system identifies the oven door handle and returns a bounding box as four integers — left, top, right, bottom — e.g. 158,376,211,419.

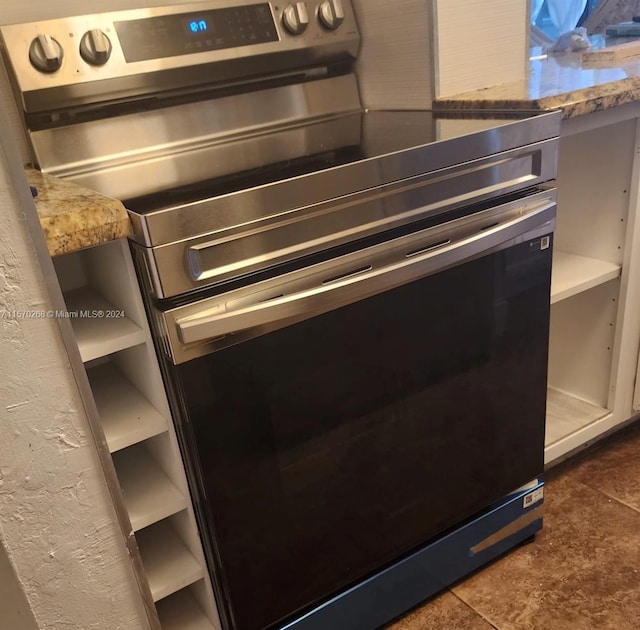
176,200,554,344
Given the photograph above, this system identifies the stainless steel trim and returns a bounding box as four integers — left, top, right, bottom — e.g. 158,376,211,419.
0,0,360,112
470,506,543,555
144,136,557,298
131,112,561,248
32,74,362,200
162,190,556,363
177,198,554,342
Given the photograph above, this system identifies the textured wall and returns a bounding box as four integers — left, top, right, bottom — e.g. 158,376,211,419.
0,113,151,630
0,5,153,621
0,542,38,630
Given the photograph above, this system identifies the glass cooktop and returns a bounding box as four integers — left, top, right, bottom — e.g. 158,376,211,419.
125,109,549,214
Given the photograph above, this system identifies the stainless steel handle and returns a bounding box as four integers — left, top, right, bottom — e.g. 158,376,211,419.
177,200,554,345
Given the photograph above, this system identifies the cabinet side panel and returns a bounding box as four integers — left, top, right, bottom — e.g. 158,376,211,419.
52,250,89,292
548,280,619,408
555,121,634,265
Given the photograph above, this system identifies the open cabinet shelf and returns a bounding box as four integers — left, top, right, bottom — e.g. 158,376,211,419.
137,519,205,603
64,287,147,361
52,238,220,627
113,445,187,532
542,115,640,464
545,387,611,447
551,251,621,304
87,362,167,453
156,588,215,630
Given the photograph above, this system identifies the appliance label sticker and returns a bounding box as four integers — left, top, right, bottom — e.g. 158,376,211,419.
541,236,550,250
523,487,544,509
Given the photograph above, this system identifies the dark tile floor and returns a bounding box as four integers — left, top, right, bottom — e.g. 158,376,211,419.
388,421,640,630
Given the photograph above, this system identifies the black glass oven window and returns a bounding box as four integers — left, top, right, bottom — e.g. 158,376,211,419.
114,4,277,63
173,238,551,630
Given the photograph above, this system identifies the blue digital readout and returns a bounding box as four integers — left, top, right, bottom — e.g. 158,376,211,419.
188,19,208,33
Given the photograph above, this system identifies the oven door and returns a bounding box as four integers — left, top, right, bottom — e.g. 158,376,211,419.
158,190,555,630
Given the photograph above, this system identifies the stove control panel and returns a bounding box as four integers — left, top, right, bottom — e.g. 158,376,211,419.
282,2,310,36
79,29,112,66
0,0,360,112
318,0,345,30
113,3,278,63
27,34,64,73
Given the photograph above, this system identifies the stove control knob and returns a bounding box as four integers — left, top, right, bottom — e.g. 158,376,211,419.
80,29,112,66
282,2,309,35
28,34,64,73
318,0,345,30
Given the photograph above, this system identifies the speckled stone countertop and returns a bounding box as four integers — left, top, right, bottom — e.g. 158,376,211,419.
26,168,131,257
434,42,640,119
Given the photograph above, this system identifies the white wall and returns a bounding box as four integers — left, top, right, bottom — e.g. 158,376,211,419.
1,0,193,23
0,542,38,630
352,0,434,109
434,0,528,97
345,0,529,109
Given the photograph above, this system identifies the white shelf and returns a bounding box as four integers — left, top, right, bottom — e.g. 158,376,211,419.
88,362,167,453
156,588,215,630
137,520,205,602
64,287,147,362
113,446,187,532
545,387,610,447
551,251,621,304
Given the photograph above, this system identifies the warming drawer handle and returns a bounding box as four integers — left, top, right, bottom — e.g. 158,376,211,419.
176,200,555,345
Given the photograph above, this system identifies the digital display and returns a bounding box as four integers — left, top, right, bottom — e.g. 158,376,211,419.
188,19,209,34
115,3,278,63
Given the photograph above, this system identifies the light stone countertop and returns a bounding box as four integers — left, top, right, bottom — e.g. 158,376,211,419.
433,42,640,119
26,168,131,257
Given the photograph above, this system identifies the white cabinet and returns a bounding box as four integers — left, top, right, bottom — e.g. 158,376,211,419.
88,361,168,453
52,239,220,630
546,113,640,463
